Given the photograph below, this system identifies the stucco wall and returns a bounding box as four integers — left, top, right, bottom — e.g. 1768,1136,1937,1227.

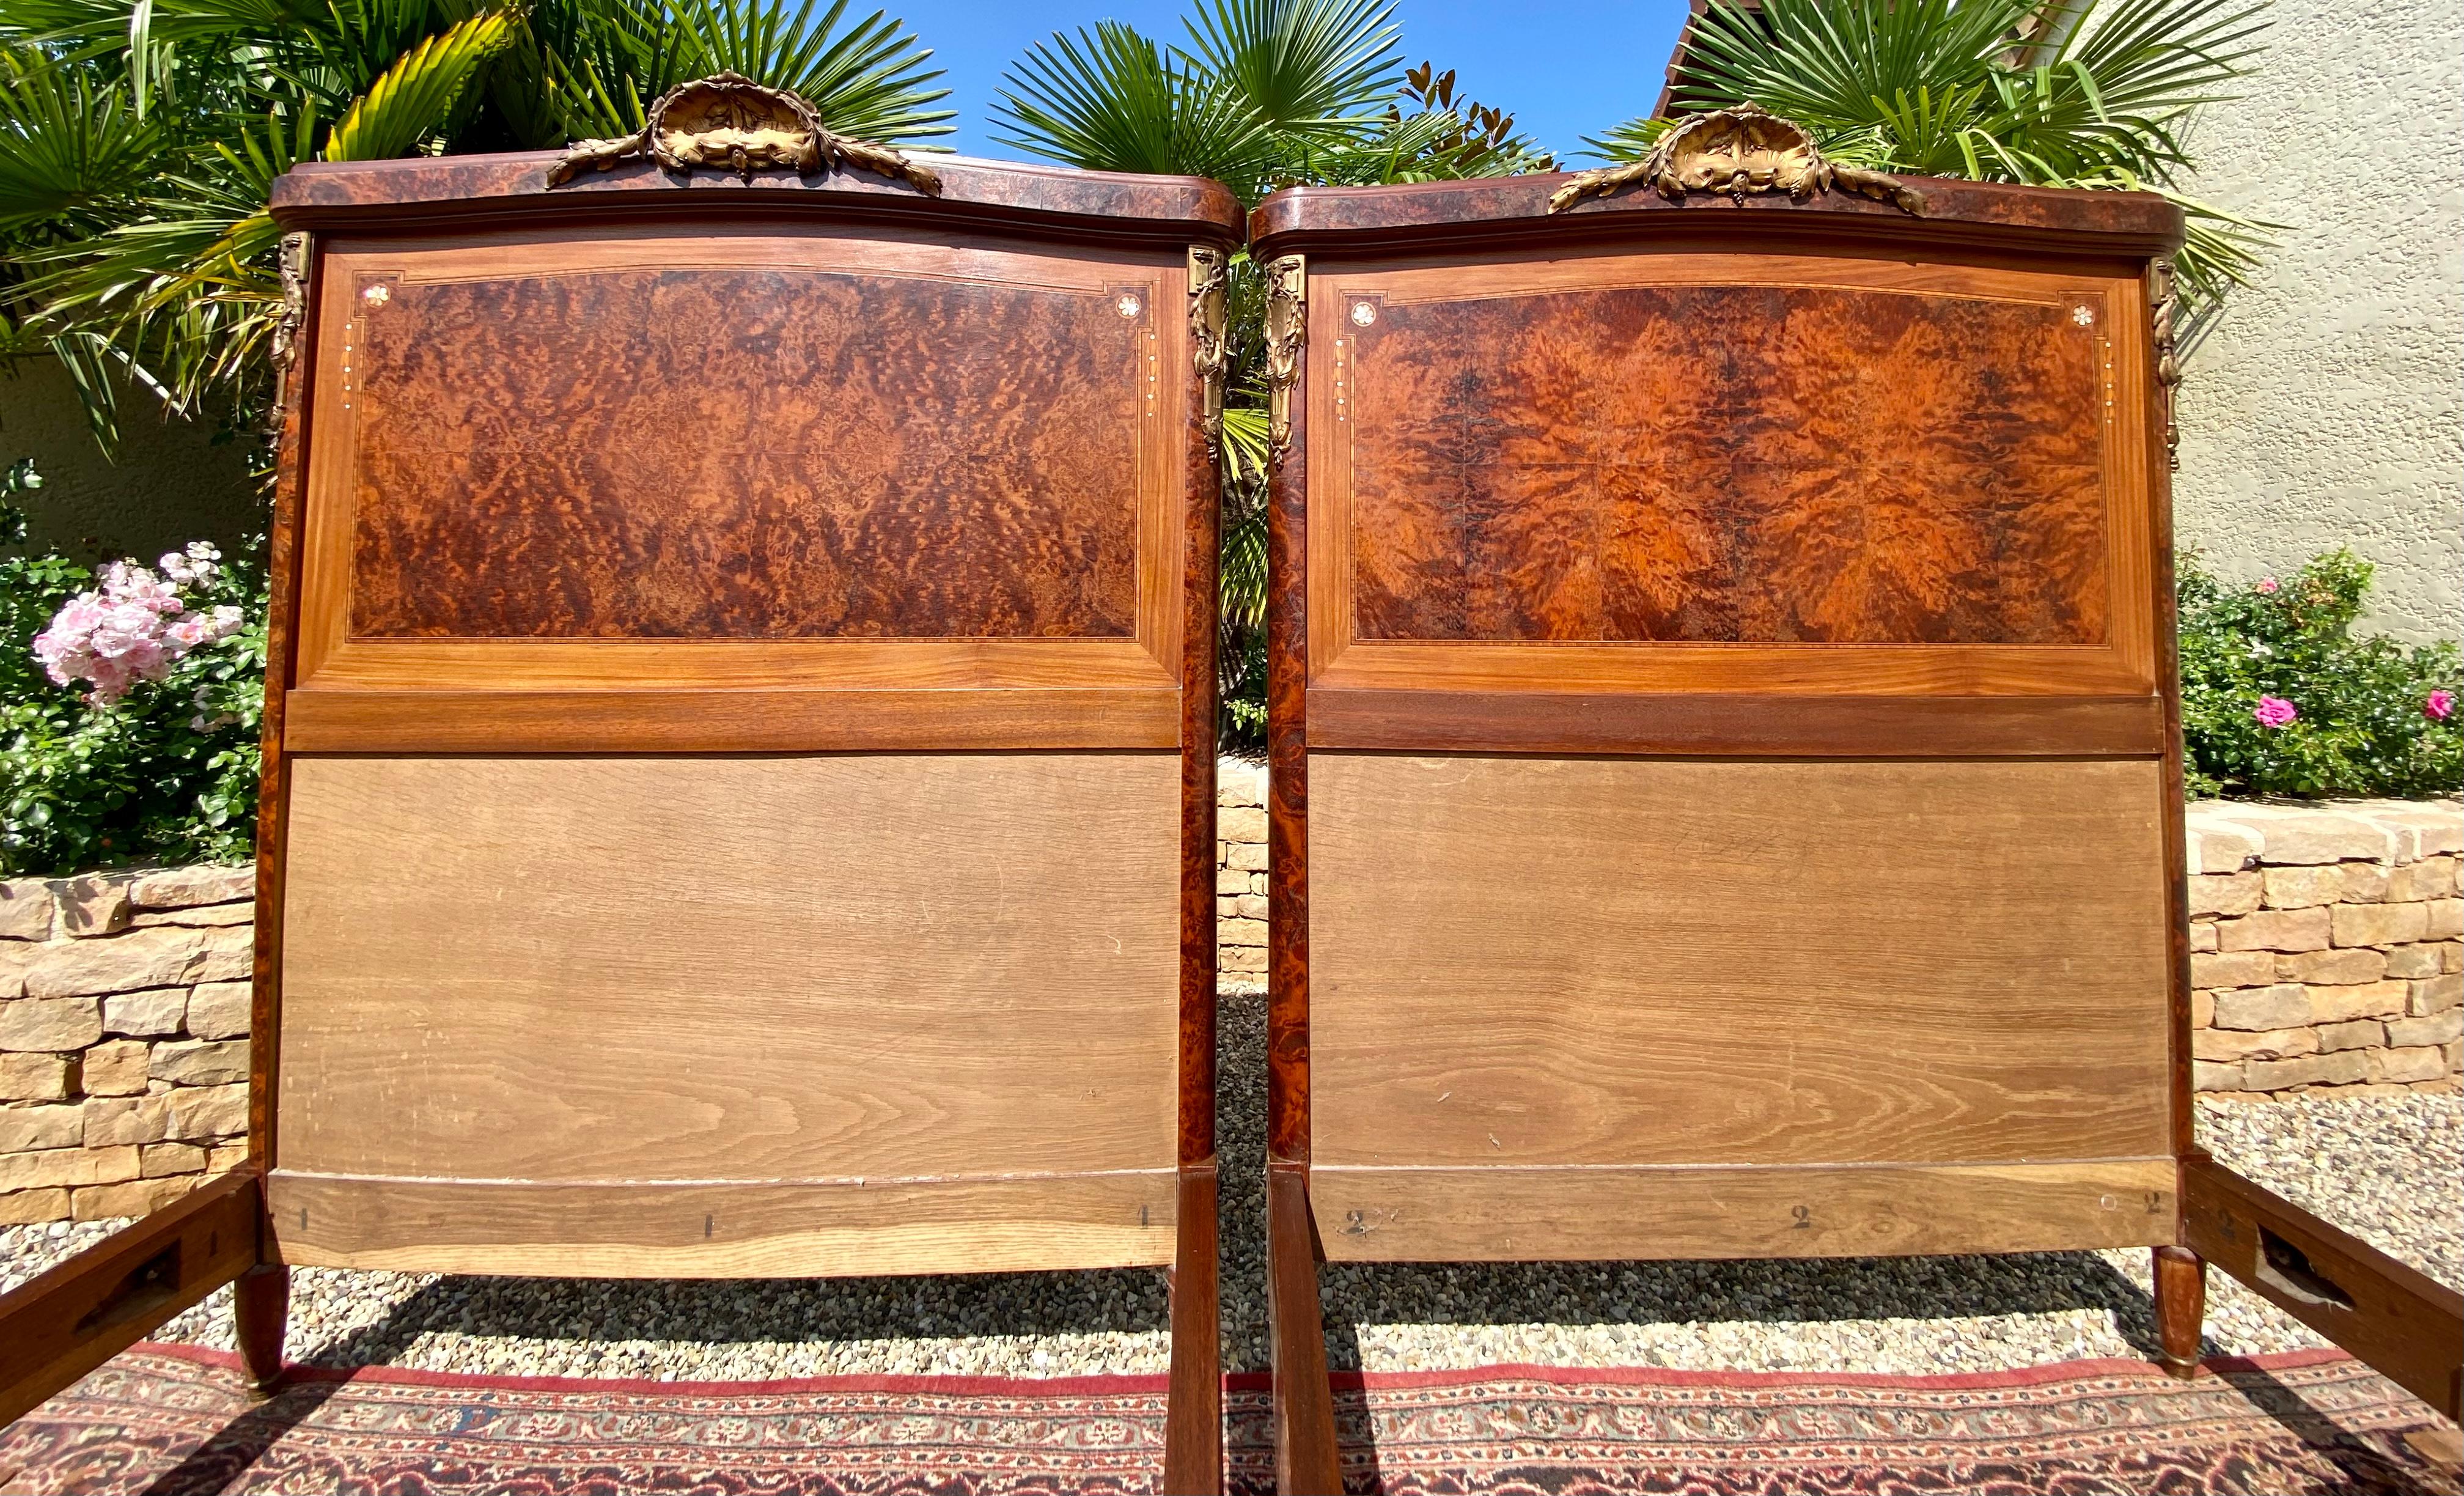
0,358,261,565
2174,0,2463,644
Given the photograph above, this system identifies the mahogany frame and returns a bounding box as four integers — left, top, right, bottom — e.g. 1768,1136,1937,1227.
0,151,1240,1492
1249,172,2463,1490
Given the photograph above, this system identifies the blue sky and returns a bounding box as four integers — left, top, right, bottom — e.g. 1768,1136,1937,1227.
889,0,1696,164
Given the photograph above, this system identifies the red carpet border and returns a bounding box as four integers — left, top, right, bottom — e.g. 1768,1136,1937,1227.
1,1344,2453,1495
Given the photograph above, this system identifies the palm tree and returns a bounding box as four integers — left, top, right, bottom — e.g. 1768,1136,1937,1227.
0,0,952,455
995,0,1553,740
1589,0,2271,311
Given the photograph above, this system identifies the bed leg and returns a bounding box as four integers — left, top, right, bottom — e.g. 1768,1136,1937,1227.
235,1262,290,1397
2153,1244,2206,1379
1164,1162,1223,1494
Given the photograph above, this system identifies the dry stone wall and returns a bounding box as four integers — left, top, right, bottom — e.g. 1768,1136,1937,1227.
2,785,2453,1224
2185,800,2461,1099
0,865,256,1224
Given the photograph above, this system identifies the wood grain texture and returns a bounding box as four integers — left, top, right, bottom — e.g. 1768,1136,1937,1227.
1309,755,2172,1171
234,1263,289,1393
347,267,1146,641
271,152,1245,248
1268,1166,1340,1495
1303,690,2164,756
280,687,1180,752
1179,252,1223,1166
2146,263,2198,1160
0,1169,263,1426
1266,336,1312,1169
251,237,318,1169
2182,1156,2463,1420
277,754,1179,1190
1345,284,2107,646
2152,1244,2204,1377
1249,172,2184,260
1303,255,2158,701
1164,1162,1223,1495
1311,1159,2179,1262
267,1171,1175,1276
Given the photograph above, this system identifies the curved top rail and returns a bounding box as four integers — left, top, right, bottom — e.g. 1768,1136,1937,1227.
1251,170,2183,262
270,150,1245,248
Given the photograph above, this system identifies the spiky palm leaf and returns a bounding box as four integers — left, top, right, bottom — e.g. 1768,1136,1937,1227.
993,20,1279,183
1180,0,1397,136
1587,0,2273,308
325,5,515,159
0,50,163,232
2,0,955,455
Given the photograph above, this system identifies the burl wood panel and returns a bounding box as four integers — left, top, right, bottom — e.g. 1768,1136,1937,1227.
348,266,1147,639
1310,755,2171,1170
278,753,1179,1196
1347,283,2107,644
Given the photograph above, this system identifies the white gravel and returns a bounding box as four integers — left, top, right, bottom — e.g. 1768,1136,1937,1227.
4,997,2454,1384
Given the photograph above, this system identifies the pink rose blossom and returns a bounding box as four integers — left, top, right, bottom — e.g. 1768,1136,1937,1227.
29,548,247,705
2428,690,2457,721
2253,695,2298,729
2254,578,2279,594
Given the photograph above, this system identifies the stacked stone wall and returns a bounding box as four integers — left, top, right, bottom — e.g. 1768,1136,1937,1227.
0,866,256,1224
2185,801,2461,1097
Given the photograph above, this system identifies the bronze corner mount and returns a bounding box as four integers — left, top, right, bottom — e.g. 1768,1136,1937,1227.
2150,256,2183,471
1548,103,1924,217
268,230,313,433
1263,255,1306,473
1189,245,1230,444
548,72,942,195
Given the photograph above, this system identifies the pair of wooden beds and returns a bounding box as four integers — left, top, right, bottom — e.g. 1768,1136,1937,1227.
2,85,2455,1496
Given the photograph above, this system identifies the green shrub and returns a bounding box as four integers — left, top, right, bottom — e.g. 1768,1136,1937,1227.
2178,548,2461,800
0,463,267,875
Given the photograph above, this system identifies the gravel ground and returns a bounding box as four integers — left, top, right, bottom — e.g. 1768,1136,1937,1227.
4,994,2455,1382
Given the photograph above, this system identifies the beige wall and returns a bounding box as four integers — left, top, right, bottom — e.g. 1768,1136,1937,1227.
0,358,262,565
2174,0,2463,644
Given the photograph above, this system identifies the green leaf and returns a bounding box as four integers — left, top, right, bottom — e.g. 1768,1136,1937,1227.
325,7,520,160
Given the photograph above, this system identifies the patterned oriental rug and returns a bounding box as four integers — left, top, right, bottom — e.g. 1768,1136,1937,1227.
2,1344,2455,1495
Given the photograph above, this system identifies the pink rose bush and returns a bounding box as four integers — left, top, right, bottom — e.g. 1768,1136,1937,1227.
32,544,247,705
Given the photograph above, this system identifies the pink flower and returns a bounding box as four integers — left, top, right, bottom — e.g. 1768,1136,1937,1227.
2429,690,2457,721
2254,696,2298,729
26,546,243,705
2254,578,2279,594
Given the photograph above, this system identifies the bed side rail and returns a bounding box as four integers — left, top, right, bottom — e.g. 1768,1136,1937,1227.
0,1165,263,1426
2182,1154,2462,1420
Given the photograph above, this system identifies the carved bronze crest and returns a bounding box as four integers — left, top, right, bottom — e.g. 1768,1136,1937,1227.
1548,103,1923,216
549,72,941,194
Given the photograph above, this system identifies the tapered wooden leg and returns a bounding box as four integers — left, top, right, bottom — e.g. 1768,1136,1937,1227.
1268,1166,1340,1495
234,1262,290,1397
2153,1244,2206,1379
1164,1163,1223,1495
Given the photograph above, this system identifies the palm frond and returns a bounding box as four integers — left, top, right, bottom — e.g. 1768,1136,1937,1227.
324,6,516,160
0,54,163,234
664,0,951,140
1179,0,1398,135
993,20,1278,185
